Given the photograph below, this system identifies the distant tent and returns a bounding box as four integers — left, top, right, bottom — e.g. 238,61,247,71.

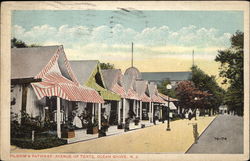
148,82,165,103
134,80,151,102
101,69,127,98
69,60,121,101
158,93,179,102
122,74,140,100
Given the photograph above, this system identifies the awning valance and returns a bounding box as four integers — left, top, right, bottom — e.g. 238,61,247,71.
126,89,140,100
87,81,121,101
152,95,166,103
140,93,151,102
111,83,127,98
32,72,104,103
158,93,179,102
168,102,177,110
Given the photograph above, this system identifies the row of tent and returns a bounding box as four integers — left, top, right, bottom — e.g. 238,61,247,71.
11,45,178,139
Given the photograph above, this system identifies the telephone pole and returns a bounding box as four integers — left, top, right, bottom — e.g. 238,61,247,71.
131,42,134,67
192,50,194,67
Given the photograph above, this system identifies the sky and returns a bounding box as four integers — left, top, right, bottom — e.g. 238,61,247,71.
11,10,243,86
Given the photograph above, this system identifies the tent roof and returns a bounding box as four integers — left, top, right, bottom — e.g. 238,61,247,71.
101,69,127,98
70,60,120,101
101,69,120,90
148,82,158,98
122,74,135,92
11,46,60,79
124,67,142,79
135,80,148,96
69,60,98,84
158,93,179,102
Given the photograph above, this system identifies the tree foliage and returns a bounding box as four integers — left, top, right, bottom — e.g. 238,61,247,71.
11,37,41,48
157,79,176,98
100,62,115,70
11,38,27,48
191,65,225,111
215,31,244,115
175,81,211,111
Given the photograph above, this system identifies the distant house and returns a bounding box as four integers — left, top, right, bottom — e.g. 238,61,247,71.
219,105,228,114
141,71,192,87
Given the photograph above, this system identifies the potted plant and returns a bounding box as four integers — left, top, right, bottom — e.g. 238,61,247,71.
124,118,130,132
87,119,98,134
61,122,75,138
98,115,110,137
134,117,140,126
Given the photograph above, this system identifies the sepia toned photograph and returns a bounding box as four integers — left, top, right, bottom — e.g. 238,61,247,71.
1,1,249,161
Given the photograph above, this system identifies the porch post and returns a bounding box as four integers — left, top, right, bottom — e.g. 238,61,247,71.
160,106,162,120
152,102,154,123
118,100,121,125
136,100,139,117
140,101,142,120
149,101,152,122
56,97,61,138
92,103,95,123
133,100,136,114
98,103,101,130
123,98,126,125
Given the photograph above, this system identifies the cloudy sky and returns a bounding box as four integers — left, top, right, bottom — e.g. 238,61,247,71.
11,10,243,85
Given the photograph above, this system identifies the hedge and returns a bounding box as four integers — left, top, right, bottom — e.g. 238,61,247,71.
11,135,67,149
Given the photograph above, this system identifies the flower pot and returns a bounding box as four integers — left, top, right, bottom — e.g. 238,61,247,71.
61,130,75,138
117,124,124,129
87,127,98,134
134,121,139,125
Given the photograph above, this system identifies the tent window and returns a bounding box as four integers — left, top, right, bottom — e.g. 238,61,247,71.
95,72,105,88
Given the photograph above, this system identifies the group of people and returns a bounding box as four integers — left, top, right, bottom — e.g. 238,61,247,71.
182,108,200,120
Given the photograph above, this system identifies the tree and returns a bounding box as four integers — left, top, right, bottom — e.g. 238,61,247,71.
11,37,41,48
190,65,225,113
215,31,244,115
100,62,115,70
157,79,176,98
175,80,211,115
11,37,27,48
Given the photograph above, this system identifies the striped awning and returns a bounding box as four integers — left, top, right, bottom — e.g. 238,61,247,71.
140,93,151,102
158,93,179,102
126,89,140,100
111,83,127,98
32,72,104,103
152,95,166,103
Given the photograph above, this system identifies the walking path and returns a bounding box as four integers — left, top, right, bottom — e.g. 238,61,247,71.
11,116,216,153
186,114,243,154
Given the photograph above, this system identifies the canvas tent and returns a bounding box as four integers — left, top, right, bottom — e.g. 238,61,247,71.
134,80,151,120
148,82,166,122
101,69,127,126
11,45,104,138
69,60,121,129
69,60,120,101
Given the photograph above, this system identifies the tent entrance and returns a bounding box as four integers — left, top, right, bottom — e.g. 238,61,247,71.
109,101,118,125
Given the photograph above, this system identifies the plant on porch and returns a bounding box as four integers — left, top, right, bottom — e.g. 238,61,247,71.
134,117,140,125
61,121,75,138
99,113,110,137
87,119,99,134
11,111,67,149
124,118,130,132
